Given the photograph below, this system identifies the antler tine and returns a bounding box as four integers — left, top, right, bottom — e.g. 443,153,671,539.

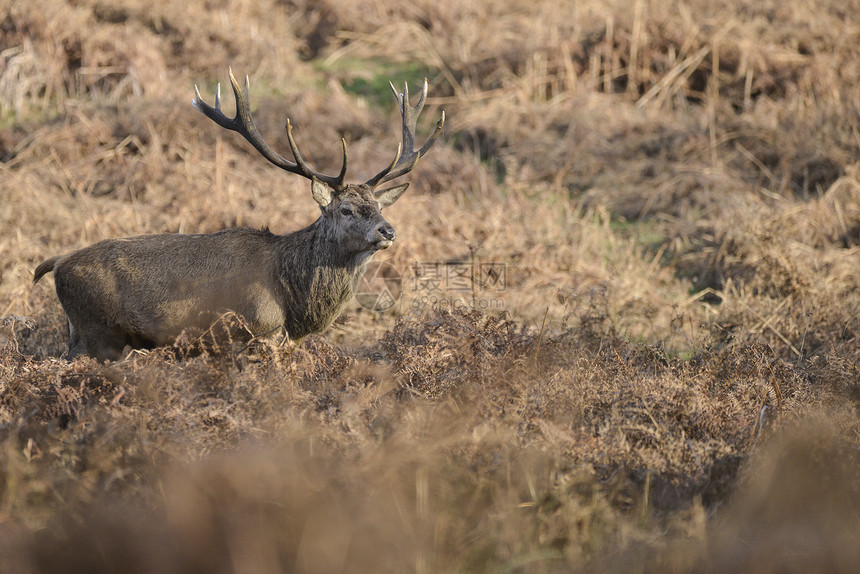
193,68,348,190
285,118,314,179
285,119,350,190
335,138,349,184
364,78,445,190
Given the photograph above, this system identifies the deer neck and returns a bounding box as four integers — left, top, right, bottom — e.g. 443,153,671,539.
274,219,371,338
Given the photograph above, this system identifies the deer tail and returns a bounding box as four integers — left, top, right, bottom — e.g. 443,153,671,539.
33,256,61,285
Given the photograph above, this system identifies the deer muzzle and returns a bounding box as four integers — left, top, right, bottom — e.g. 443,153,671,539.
375,223,396,249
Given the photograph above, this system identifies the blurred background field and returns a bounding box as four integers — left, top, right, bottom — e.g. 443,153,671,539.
1,0,859,571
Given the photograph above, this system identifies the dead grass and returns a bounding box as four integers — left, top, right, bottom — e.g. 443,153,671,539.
2,0,860,571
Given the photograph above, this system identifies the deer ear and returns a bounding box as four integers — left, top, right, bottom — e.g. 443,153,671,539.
312,178,332,207
374,183,409,208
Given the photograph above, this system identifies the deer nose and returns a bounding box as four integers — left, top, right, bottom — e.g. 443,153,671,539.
377,225,396,242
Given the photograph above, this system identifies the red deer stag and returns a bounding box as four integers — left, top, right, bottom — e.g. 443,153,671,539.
33,69,444,361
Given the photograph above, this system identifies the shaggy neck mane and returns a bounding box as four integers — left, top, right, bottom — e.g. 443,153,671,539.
273,218,370,339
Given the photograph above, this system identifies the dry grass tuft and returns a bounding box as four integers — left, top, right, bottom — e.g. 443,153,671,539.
2,311,844,572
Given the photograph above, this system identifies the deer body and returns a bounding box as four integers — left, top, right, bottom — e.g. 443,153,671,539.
34,70,444,361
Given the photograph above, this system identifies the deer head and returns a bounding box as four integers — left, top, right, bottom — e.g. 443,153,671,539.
192,69,445,262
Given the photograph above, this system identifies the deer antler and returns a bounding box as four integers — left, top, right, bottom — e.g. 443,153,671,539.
193,68,349,190
364,78,446,190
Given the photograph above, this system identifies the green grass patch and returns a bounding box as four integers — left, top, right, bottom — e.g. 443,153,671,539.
610,217,666,253
316,58,437,109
